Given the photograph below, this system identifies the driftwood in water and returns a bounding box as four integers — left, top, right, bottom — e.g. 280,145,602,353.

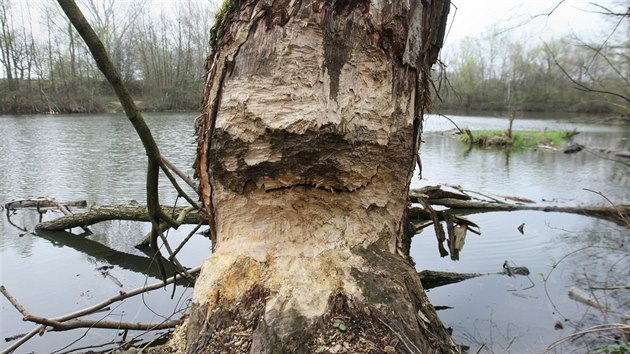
20,188,628,235
5,198,87,210
35,204,203,231
426,198,630,225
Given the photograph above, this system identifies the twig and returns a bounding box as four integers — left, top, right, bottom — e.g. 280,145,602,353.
171,222,204,259
31,316,179,331
435,113,465,134
3,332,29,343
0,286,30,318
159,163,200,210
52,199,92,234
375,316,422,354
496,0,566,35
542,323,630,353
583,188,630,226
545,41,630,104
1,326,44,354
589,285,630,290
540,246,627,327
160,154,199,193
156,229,195,281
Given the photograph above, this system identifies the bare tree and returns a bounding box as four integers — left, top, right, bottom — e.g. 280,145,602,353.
0,0,15,90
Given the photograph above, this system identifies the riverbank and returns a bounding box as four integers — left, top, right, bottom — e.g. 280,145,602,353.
0,93,202,115
0,81,203,115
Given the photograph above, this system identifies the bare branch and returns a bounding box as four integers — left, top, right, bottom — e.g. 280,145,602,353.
496,0,566,35
544,41,630,104
586,3,630,17
1,267,200,353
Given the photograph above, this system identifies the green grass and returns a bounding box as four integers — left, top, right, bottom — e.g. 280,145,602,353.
460,129,578,148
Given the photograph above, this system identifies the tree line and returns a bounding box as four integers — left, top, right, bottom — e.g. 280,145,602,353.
1,0,627,116
436,5,629,115
0,0,217,114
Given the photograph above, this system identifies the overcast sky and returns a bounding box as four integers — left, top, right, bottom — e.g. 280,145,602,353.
444,0,617,46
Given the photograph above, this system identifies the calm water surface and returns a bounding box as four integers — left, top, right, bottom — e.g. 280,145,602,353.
1,112,628,353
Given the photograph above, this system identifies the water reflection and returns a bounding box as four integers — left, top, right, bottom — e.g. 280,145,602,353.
1,112,628,353
35,229,180,280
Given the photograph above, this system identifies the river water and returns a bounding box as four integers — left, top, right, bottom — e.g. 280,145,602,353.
0,112,628,353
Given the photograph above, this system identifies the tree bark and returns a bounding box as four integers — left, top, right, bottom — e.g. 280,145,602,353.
176,1,454,352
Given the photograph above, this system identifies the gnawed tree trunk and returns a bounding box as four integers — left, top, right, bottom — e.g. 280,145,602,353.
178,1,454,352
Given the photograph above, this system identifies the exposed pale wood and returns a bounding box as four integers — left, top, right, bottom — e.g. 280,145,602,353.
183,1,456,352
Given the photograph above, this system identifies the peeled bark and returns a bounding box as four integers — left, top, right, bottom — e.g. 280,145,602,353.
179,1,454,352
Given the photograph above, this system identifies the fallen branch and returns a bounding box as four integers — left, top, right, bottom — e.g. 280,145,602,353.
589,285,630,290
12,186,627,240
35,204,203,231
0,266,200,353
427,198,630,225
0,286,179,330
5,199,87,210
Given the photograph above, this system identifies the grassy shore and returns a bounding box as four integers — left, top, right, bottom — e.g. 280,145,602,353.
460,129,578,148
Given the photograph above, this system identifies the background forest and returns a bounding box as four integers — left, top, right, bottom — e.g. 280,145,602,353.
0,0,216,113
0,0,628,115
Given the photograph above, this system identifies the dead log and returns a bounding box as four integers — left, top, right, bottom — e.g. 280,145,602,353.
31,196,627,235
427,198,630,225
5,198,87,210
35,204,204,231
